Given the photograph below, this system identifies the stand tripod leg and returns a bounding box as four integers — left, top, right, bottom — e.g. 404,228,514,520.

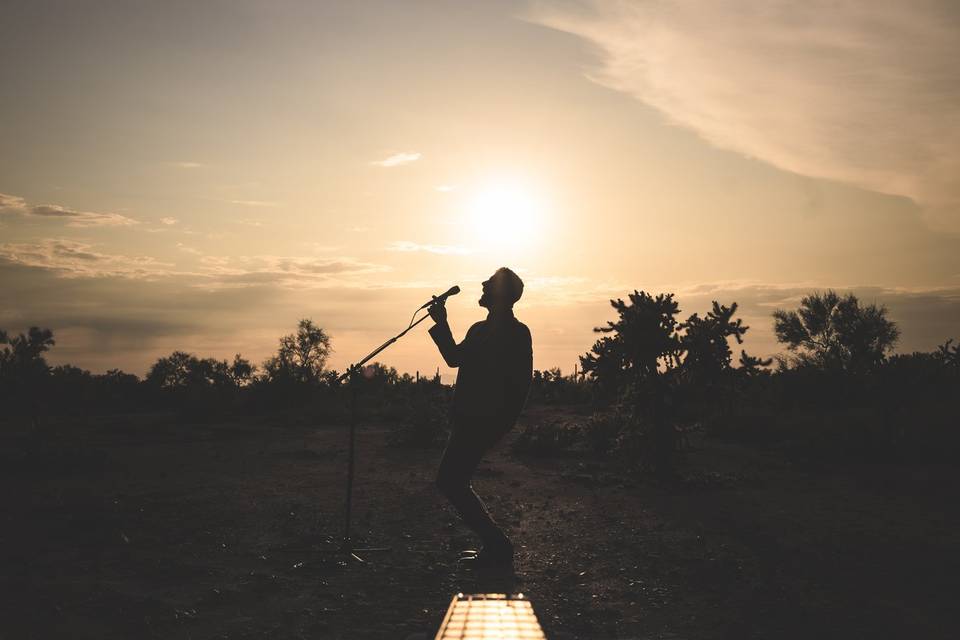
341,371,364,561
336,314,431,564
340,368,390,563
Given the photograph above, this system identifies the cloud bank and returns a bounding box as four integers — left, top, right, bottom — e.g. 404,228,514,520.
530,0,960,228
0,238,391,290
0,193,137,227
0,239,172,278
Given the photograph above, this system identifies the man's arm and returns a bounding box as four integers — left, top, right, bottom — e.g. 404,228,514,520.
427,301,476,368
429,319,467,368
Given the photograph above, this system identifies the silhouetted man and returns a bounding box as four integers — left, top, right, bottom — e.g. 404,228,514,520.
428,267,533,568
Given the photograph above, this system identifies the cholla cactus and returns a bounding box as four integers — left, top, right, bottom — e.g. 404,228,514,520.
936,339,959,369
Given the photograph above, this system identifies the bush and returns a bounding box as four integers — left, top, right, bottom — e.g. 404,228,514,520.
388,391,450,448
512,419,584,456
583,410,623,455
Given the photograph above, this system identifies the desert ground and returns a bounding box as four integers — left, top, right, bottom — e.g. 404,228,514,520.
2,405,958,639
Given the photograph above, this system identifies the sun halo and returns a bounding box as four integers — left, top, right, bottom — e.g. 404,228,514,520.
464,181,544,251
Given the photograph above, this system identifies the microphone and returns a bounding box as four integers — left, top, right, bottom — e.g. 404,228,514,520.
418,285,460,310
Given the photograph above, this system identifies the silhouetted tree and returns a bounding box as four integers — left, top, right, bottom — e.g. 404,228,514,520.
936,339,960,371
738,350,773,377
680,302,771,420
0,327,55,370
146,351,245,415
147,353,228,389
362,361,399,385
580,291,684,473
580,292,765,472
262,319,332,385
580,291,682,403
0,327,55,428
228,354,255,387
184,357,233,388
680,302,748,384
773,291,899,373
146,351,196,390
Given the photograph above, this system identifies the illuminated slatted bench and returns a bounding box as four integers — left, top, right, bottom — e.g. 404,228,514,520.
434,593,547,640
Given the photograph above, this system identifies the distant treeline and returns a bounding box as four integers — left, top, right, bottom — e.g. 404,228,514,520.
0,320,451,430
2,290,958,462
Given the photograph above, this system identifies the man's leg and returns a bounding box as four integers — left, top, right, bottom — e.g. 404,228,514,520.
436,419,513,553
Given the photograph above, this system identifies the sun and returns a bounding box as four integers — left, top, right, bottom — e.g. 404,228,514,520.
465,180,544,251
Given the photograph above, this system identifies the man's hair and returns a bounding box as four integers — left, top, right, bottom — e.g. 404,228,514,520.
496,267,524,305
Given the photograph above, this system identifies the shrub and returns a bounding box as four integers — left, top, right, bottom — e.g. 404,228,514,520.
512,419,583,456
583,410,624,455
388,403,448,448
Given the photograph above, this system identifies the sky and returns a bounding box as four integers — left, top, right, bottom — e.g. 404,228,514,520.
2,0,959,380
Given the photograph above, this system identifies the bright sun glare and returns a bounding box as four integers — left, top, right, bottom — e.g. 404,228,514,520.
465,181,544,250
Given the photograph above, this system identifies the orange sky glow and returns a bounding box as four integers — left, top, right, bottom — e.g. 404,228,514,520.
2,1,959,380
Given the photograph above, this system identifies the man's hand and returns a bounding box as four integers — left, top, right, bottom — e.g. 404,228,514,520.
428,298,448,324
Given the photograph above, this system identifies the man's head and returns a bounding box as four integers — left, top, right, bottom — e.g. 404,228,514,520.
479,267,524,309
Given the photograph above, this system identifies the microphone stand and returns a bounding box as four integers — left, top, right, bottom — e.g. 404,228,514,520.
336,308,434,563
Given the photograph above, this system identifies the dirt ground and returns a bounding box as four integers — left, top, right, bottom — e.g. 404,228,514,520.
2,406,958,639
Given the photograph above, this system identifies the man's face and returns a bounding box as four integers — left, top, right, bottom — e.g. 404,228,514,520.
478,271,501,308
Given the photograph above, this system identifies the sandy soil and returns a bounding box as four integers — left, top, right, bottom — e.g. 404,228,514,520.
2,407,958,639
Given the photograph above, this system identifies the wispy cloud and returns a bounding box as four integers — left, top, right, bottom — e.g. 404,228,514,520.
370,151,422,167
168,161,207,169
387,240,471,255
160,217,178,225
0,239,172,279
0,193,27,209
194,255,392,290
0,237,393,291
0,193,137,227
176,243,203,256
225,199,281,207
31,204,137,227
530,1,960,228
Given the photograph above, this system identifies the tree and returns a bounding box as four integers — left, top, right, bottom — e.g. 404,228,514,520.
580,291,683,472
579,291,766,472
935,339,959,370
228,354,255,387
580,291,682,401
262,319,332,385
146,352,235,391
185,357,233,388
679,301,749,385
146,351,195,390
0,326,55,372
0,327,56,427
773,291,899,373
362,362,399,385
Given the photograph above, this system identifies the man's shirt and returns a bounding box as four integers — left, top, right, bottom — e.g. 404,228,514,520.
429,311,533,423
